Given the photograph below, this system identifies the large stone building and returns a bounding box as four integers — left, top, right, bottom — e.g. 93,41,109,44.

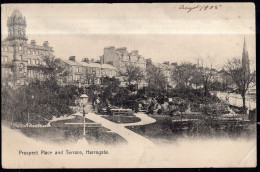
100,46,147,88
100,46,146,74
59,57,118,87
1,9,54,85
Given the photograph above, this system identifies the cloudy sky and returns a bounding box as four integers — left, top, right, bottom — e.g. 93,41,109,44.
1,3,255,69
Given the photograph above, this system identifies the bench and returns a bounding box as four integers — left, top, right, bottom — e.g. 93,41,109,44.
110,109,133,116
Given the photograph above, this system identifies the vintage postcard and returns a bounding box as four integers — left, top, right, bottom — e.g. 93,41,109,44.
1,3,256,168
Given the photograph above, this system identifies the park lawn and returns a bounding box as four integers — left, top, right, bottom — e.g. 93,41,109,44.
126,115,191,144
102,115,141,124
20,115,127,145
126,115,256,144
50,116,94,127
20,126,127,145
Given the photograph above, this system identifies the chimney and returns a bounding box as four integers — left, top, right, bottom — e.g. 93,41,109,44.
131,50,138,55
83,58,89,63
69,56,76,62
146,58,152,65
90,58,94,63
171,62,177,66
107,61,113,66
43,41,49,47
30,40,36,45
115,47,127,54
163,61,169,65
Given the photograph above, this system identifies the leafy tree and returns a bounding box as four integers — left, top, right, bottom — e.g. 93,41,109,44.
189,68,203,90
146,64,168,90
40,56,72,80
120,63,145,86
172,62,197,90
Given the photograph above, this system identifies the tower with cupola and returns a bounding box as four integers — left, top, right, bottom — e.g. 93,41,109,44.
5,9,28,80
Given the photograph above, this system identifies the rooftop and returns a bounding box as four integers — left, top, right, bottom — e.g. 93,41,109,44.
10,9,23,19
61,59,82,66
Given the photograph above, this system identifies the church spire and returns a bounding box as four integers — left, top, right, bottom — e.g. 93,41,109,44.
242,37,250,76
243,37,248,54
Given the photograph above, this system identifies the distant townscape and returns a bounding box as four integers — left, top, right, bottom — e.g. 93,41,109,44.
1,9,256,146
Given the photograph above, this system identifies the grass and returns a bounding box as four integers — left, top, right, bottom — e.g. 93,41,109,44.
50,116,94,127
20,116,127,145
126,115,256,144
102,115,141,124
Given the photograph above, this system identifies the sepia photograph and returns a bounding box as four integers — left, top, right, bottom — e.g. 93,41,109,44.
1,3,256,168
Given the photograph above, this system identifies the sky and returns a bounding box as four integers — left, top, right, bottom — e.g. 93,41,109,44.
1,3,256,69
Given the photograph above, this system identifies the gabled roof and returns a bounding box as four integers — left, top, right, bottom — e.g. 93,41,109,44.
61,59,82,66
101,64,117,70
88,63,101,68
77,61,91,67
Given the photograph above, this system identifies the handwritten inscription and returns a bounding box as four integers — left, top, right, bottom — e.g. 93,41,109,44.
179,4,222,13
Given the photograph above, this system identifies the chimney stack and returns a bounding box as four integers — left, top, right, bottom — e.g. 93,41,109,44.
163,61,169,65
43,41,49,47
83,58,89,63
171,62,177,66
146,58,152,66
69,56,76,62
30,40,36,45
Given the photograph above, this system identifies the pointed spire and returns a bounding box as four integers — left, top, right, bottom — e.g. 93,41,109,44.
243,36,248,53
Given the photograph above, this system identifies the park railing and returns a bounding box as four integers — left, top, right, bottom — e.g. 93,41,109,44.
2,120,49,128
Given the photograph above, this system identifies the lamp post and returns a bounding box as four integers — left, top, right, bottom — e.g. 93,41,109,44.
80,94,89,136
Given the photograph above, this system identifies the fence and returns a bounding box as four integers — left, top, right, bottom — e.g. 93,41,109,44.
2,120,49,128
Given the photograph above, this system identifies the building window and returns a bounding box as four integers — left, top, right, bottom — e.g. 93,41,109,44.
77,67,80,73
28,59,31,65
96,69,100,75
34,59,37,64
19,45,22,51
19,55,23,61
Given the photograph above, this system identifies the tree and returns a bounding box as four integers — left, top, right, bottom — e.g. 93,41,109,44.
1,56,75,125
146,64,168,90
120,63,145,86
189,68,203,90
40,56,72,80
101,76,120,89
224,58,256,113
197,64,216,96
172,62,197,90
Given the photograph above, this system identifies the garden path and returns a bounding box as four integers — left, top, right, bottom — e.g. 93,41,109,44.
74,107,156,148
120,112,156,127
